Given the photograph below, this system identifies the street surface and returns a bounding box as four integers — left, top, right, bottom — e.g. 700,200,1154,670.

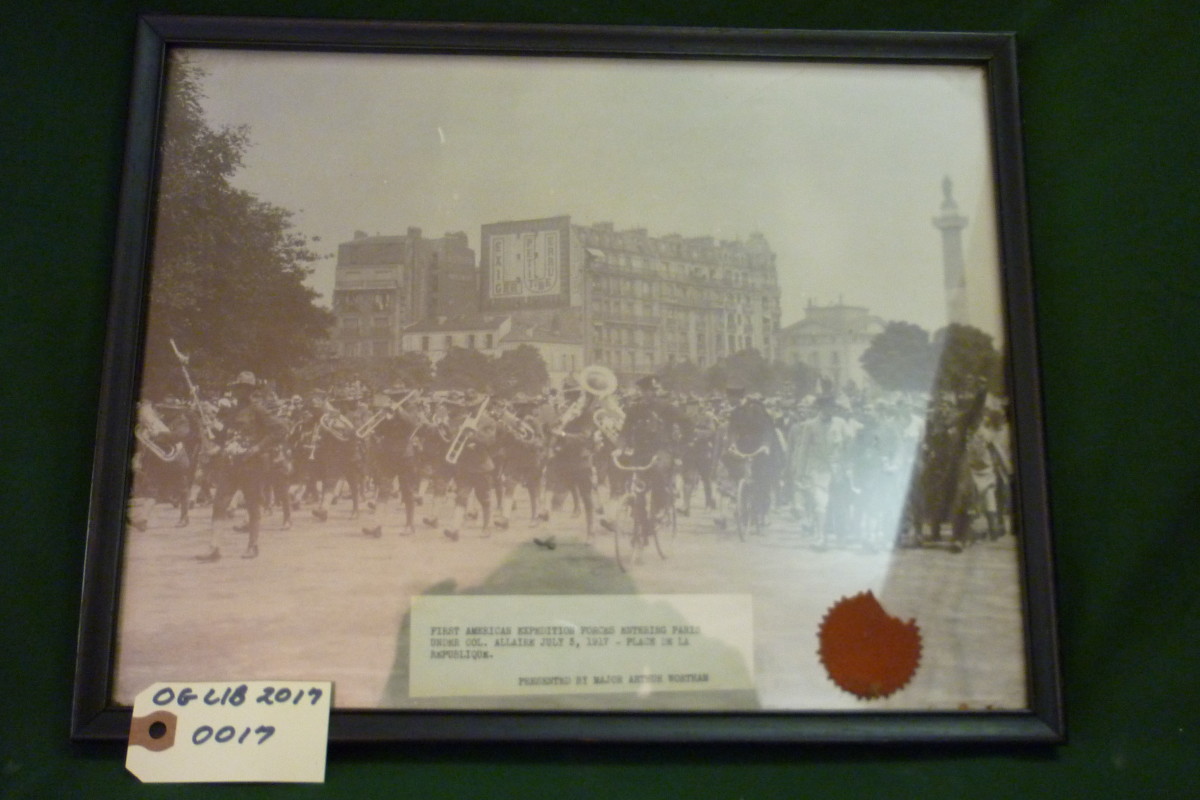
113,492,1026,712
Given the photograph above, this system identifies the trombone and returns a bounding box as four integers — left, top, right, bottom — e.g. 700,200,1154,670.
445,395,490,464
355,389,418,439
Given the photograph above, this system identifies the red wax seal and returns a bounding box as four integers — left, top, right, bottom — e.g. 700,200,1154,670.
818,591,921,699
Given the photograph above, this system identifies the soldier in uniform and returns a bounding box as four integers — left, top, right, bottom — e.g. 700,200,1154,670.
130,397,197,529
369,384,423,536
198,371,288,561
547,377,599,539
443,389,498,541
715,384,781,534
787,394,841,544
616,375,691,536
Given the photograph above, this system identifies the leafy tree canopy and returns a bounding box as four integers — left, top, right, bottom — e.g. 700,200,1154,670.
861,320,1004,397
931,323,1004,396
656,359,707,394
860,321,936,392
656,349,819,398
295,352,434,396
433,347,496,392
491,345,551,397
140,54,334,398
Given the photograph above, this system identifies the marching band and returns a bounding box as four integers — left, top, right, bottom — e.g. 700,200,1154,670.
129,353,1014,563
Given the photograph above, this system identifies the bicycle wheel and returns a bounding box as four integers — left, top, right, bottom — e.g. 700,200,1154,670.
652,486,676,559
734,477,751,541
608,492,636,572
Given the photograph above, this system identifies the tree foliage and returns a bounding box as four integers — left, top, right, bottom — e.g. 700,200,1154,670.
432,347,493,391
656,359,707,394
295,352,434,395
140,54,333,397
772,359,821,398
656,349,818,397
931,323,1004,396
860,321,937,392
491,345,551,397
432,345,551,396
861,321,1004,396
721,348,772,392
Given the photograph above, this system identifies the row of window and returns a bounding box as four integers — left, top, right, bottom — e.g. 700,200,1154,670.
340,340,392,358
589,274,778,311
590,349,659,371
333,290,401,314
594,326,655,347
580,232,766,274
411,333,496,352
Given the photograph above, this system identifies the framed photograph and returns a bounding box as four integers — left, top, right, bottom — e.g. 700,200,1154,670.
73,15,1062,744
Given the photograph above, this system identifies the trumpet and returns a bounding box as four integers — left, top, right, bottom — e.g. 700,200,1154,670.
355,389,417,439
445,395,490,464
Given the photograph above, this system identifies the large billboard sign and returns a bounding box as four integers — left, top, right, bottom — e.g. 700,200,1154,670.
481,217,571,309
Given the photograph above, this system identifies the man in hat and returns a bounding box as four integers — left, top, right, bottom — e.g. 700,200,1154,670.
198,371,288,561
129,395,198,529
495,392,548,525
614,374,691,539
443,389,497,541
716,382,783,534
369,383,423,536
786,393,843,545
677,395,718,513
546,375,599,538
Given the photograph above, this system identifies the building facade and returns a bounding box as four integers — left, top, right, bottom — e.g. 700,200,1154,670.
497,308,586,389
480,217,782,386
398,313,511,364
778,301,885,392
331,228,476,358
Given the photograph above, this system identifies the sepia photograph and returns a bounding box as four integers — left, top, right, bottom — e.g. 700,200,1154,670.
75,18,1059,743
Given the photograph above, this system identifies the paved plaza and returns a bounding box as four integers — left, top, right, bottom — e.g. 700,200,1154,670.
113,494,1027,713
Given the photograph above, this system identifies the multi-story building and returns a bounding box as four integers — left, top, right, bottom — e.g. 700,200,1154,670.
778,301,885,392
330,228,476,358
480,216,782,386
398,313,510,364
497,308,586,388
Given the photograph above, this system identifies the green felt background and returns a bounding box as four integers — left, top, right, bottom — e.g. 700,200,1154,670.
2,0,1197,797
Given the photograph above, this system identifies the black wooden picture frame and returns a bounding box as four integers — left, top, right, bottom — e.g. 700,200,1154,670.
73,15,1061,744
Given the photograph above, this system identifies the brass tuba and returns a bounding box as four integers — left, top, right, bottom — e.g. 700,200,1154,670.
579,364,618,398
554,365,617,435
585,364,624,442
592,394,626,445
134,401,183,462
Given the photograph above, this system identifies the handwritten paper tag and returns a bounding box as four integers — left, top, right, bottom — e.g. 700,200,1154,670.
126,681,331,783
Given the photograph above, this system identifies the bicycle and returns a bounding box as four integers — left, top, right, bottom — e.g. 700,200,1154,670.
603,449,676,571
720,443,769,541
